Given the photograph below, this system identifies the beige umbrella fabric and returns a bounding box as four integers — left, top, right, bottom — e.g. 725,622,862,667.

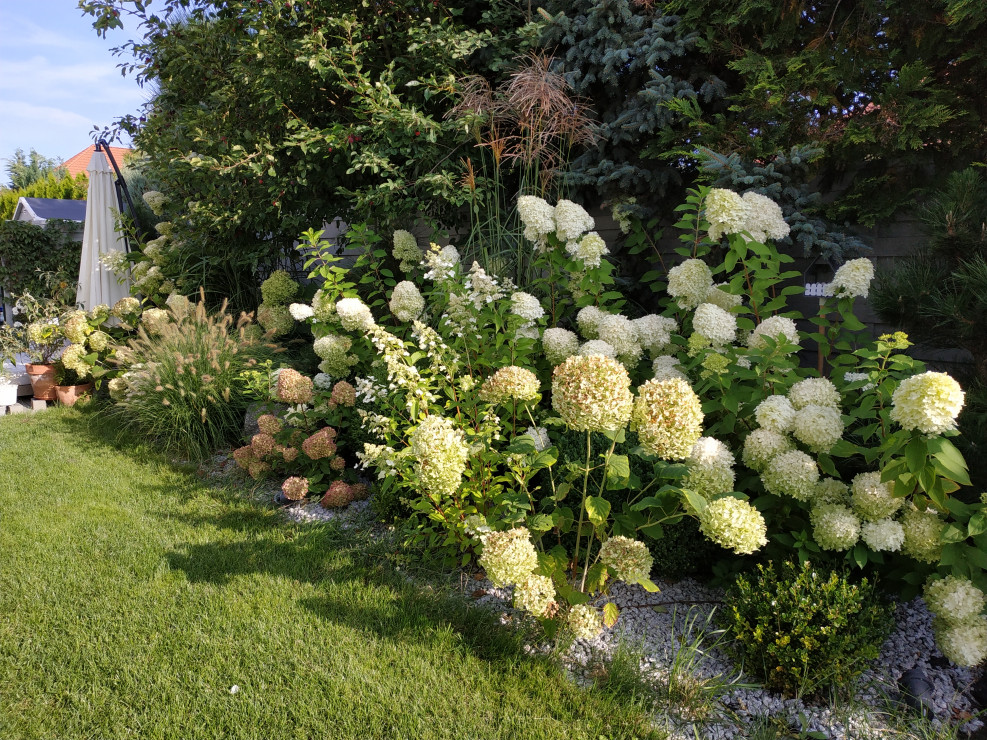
77,150,131,310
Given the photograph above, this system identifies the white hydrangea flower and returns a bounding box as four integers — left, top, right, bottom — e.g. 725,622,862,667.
705,188,748,241
513,574,556,618
389,281,425,322
762,450,819,501
517,195,556,247
742,429,795,473
925,576,987,624
860,518,905,552
510,291,544,324
667,259,713,309
792,404,844,453
313,373,334,390
825,258,875,299
567,604,604,640
392,229,424,271
553,199,595,242
600,536,654,584
741,191,790,242
289,303,314,321
578,340,617,359
901,506,944,563
336,297,375,332
843,372,876,392
479,528,538,586
552,355,633,434
632,314,677,354
788,377,841,410
748,315,799,351
935,616,987,667
576,305,607,340
566,232,609,267
542,328,580,366
692,302,737,346
698,496,768,555
815,477,850,505
705,284,744,311
890,371,965,435
850,471,902,521
652,355,688,382
810,503,860,551
525,426,551,452
597,314,643,366
465,262,504,308
632,378,704,460
755,395,796,433
423,243,460,281
685,437,736,499
410,415,469,497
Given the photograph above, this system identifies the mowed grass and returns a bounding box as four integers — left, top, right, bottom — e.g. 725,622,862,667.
0,407,662,740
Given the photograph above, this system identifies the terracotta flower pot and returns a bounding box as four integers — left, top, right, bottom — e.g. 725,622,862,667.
25,363,57,401
55,383,93,407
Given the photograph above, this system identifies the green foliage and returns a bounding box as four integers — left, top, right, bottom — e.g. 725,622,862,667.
540,0,726,208
3,147,66,190
0,219,82,299
696,147,868,262
722,560,893,698
79,0,514,311
0,170,88,221
114,298,278,458
662,0,987,224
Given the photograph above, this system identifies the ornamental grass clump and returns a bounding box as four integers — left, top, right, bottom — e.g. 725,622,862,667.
723,560,893,698
114,296,276,458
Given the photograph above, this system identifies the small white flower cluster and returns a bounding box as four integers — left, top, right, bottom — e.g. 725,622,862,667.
578,339,616,358
860,518,905,552
667,259,713,309
514,574,556,618
684,437,736,500
565,232,609,268
792,404,844,453
742,428,794,472
355,376,387,404
142,190,168,216
465,262,505,308
313,334,358,378
422,243,460,281
524,426,550,452
900,505,944,563
762,450,819,501
890,371,964,435
633,314,677,355
510,291,544,336
599,536,654,584
289,303,314,321
576,305,607,339
631,377,704,460
567,603,604,640
748,315,799,351
788,377,842,410
698,496,768,555
479,366,540,404
478,528,538,587
517,195,556,249
552,355,634,434
755,395,796,432
392,229,423,272
596,314,642,365
367,325,434,410
824,258,875,299
336,297,375,332
692,302,737,346
843,371,876,392
553,199,595,243
925,576,987,667
410,415,469,497
389,281,425,322
740,191,790,242
356,443,403,480
542,327,580,366
652,355,688,382
705,189,748,241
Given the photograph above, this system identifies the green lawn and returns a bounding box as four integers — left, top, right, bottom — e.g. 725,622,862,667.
0,407,661,740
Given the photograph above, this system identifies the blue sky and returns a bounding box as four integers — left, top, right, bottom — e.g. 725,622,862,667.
0,1,146,165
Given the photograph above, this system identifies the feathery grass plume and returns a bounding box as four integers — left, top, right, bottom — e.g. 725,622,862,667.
113,291,277,459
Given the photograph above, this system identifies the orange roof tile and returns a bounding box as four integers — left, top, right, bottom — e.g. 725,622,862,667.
62,145,134,179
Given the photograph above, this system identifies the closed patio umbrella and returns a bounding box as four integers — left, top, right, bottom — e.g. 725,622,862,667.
77,150,131,310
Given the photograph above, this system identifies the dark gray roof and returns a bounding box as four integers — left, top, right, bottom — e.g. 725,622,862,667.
21,198,87,222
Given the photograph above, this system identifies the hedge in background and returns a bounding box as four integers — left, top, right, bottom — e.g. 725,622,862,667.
0,219,82,300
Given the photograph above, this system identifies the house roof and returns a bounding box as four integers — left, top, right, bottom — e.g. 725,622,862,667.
12,197,87,224
62,145,134,179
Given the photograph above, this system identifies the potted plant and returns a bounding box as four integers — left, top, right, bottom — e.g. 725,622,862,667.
52,359,93,407
0,323,25,407
14,276,73,400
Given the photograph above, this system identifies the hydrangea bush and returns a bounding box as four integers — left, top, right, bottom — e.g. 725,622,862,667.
262,187,983,659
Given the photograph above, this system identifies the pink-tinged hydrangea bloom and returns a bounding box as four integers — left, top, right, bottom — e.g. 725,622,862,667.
631,378,703,460
281,476,309,501
552,355,633,434
276,368,315,404
478,528,538,586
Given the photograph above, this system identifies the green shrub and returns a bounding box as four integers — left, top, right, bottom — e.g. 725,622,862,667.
721,560,893,699
0,220,81,298
114,298,277,458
